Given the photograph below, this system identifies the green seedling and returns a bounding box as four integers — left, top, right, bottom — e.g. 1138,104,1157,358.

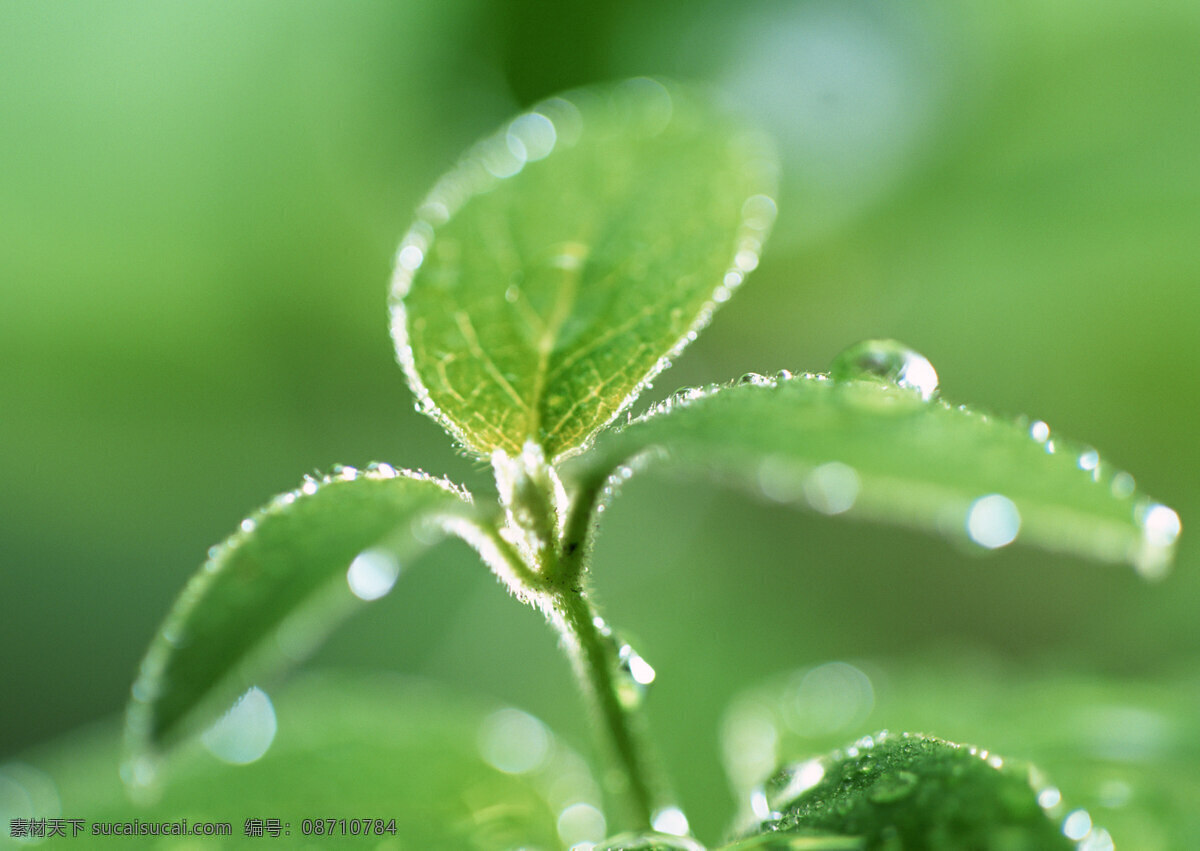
127,78,1180,849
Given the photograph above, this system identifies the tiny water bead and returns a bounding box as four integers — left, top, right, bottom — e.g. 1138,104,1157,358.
829,339,939,401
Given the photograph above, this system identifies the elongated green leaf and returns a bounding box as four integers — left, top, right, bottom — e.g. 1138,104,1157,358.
391,78,777,461
744,733,1075,850
570,372,1180,576
127,466,472,755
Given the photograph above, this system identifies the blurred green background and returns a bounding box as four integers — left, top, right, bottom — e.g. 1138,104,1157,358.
2,0,1198,844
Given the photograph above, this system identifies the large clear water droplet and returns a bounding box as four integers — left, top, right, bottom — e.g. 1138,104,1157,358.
830,339,939,400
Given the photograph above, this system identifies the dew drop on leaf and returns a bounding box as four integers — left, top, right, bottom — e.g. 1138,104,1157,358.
650,805,691,836
346,549,401,601
830,339,940,401
965,494,1021,549
200,686,276,766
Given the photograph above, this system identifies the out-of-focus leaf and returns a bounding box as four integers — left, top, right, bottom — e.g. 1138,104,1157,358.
19,672,596,849
391,77,777,461
127,466,471,755
743,733,1073,850
570,368,1180,576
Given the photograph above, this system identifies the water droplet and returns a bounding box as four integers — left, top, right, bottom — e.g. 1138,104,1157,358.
1140,503,1181,548
775,369,794,381
739,372,771,386
1133,502,1181,578
507,111,557,161
784,662,875,737
557,801,607,846
734,249,760,272
966,494,1021,549
1062,808,1093,841
504,284,520,303
1038,787,1062,810
804,462,860,515
396,243,424,271
868,769,918,804
300,477,319,495
766,758,826,811
240,518,256,533
651,806,690,837
1081,828,1114,851
1111,471,1136,499
742,193,779,231
478,708,550,775
830,339,939,401
1078,449,1100,472
201,687,276,765
619,644,656,686
346,549,401,601
615,640,656,710
1030,420,1051,443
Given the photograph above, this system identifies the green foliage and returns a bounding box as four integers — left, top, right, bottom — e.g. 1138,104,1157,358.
127,467,470,755
748,733,1072,850
391,78,777,460
34,674,583,849
118,77,1181,847
573,361,1176,577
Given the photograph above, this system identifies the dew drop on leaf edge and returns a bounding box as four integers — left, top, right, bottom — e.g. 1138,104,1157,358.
830,339,940,401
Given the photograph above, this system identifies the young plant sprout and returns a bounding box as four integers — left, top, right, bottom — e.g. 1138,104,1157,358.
127,78,1180,849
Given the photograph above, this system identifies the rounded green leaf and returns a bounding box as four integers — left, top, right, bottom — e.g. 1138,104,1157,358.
571,369,1180,577
391,77,778,461
127,466,472,756
744,733,1074,850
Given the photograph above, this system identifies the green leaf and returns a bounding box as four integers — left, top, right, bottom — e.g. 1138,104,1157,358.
570,367,1180,576
743,733,1074,850
724,657,1200,849
127,466,472,755
391,77,778,461
27,673,594,849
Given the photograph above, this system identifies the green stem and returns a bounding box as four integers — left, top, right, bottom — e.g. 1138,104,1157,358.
476,456,665,831
555,589,658,832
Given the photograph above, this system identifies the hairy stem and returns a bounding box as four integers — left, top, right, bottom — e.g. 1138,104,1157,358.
555,589,659,832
